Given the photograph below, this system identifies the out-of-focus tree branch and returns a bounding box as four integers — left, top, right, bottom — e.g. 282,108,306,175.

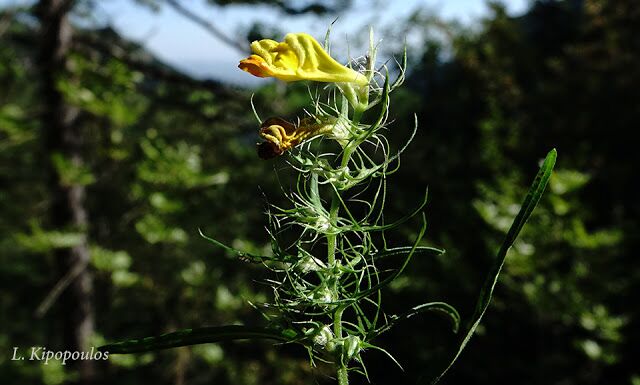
210,0,349,15
165,0,248,54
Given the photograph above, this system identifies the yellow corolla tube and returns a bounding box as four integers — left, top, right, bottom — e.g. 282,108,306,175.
239,33,368,86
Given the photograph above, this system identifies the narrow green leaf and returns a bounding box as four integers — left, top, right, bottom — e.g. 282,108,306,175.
99,325,295,354
390,45,407,91
430,149,557,384
362,342,404,371
358,188,428,232
372,246,445,260
346,213,428,302
198,229,272,263
363,68,390,138
371,301,460,339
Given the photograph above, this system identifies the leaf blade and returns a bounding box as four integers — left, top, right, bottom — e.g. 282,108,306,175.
430,149,557,383
99,325,293,354
371,301,460,339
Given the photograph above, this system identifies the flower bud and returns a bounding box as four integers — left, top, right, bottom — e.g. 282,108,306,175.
312,325,334,347
343,335,362,361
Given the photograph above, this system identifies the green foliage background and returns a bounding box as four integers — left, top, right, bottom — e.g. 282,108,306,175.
0,1,637,384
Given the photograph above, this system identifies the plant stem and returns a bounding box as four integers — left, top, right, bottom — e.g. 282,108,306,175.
337,365,349,385
327,187,349,385
327,96,368,385
334,305,348,385
327,189,340,266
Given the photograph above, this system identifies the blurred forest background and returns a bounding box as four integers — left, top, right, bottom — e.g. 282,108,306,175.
0,0,638,384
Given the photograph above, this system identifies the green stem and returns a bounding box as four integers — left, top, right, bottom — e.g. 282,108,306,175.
327,93,367,385
326,190,349,385
340,102,367,169
328,159,348,385
355,84,369,121
327,189,340,266
333,305,345,337
337,365,349,385
334,306,348,385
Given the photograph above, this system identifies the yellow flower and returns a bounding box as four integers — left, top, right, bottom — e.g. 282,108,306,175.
239,33,368,86
257,117,335,159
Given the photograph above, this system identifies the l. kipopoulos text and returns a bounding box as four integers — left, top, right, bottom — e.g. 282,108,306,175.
11,347,109,365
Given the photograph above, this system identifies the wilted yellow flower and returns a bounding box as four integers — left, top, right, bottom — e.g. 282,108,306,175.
257,117,336,159
239,33,368,86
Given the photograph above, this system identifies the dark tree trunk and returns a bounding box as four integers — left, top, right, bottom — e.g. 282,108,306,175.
36,1,95,383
